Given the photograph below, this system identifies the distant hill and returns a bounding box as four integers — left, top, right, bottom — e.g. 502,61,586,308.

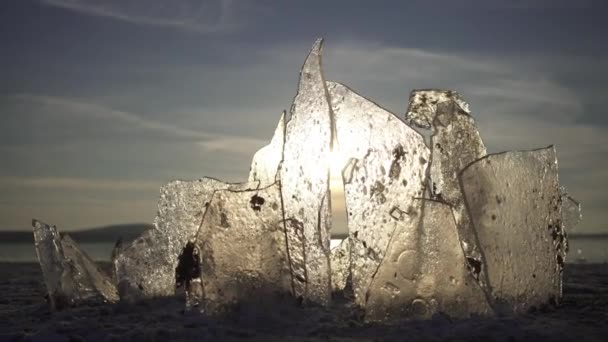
569,233,608,239
0,223,153,244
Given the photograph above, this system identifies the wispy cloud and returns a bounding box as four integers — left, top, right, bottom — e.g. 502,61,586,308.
39,0,249,33
0,176,160,191
11,93,206,139
3,93,267,155
406,0,598,10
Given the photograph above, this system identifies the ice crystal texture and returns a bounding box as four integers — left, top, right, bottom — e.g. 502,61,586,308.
561,187,582,234
406,91,489,290
112,178,258,301
460,147,566,313
328,82,429,306
194,184,292,313
365,200,491,321
330,238,350,293
279,39,333,305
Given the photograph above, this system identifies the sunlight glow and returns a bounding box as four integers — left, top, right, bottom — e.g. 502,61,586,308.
329,138,349,237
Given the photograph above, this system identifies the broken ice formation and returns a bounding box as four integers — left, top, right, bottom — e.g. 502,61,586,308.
279,38,333,305
33,219,118,309
112,178,258,300
459,147,565,313
32,38,578,319
248,112,285,187
328,82,429,306
365,200,491,321
406,90,490,293
193,183,292,313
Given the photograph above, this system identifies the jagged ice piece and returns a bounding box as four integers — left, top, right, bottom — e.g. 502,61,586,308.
412,200,491,319
33,219,118,309
364,200,493,321
560,187,582,234
194,184,291,313
328,81,429,306
279,39,333,305
405,89,470,129
459,147,566,313
33,219,73,309
248,112,286,187
407,91,490,292
112,178,258,300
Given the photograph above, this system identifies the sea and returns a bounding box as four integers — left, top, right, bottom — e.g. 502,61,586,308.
0,237,606,263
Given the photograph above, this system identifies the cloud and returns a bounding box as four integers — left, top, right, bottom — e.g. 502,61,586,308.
1,93,267,156
405,0,598,10
0,176,160,191
9,93,206,140
39,0,264,33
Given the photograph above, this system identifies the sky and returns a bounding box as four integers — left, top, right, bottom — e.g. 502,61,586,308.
0,0,607,235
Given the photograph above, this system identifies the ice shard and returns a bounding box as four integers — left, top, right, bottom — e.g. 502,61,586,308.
327,82,430,307
112,178,258,300
330,238,350,293
248,112,286,187
112,228,170,301
561,187,582,234
365,200,491,321
33,219,68,309
362,198,422,321
413,200,492,318
193,183,292,313
60,235,119,302
32,219,118,309
279,39,333,305
459,147,565,313
406,90,489,291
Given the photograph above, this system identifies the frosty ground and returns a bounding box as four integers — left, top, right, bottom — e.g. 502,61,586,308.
0,262,606,341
